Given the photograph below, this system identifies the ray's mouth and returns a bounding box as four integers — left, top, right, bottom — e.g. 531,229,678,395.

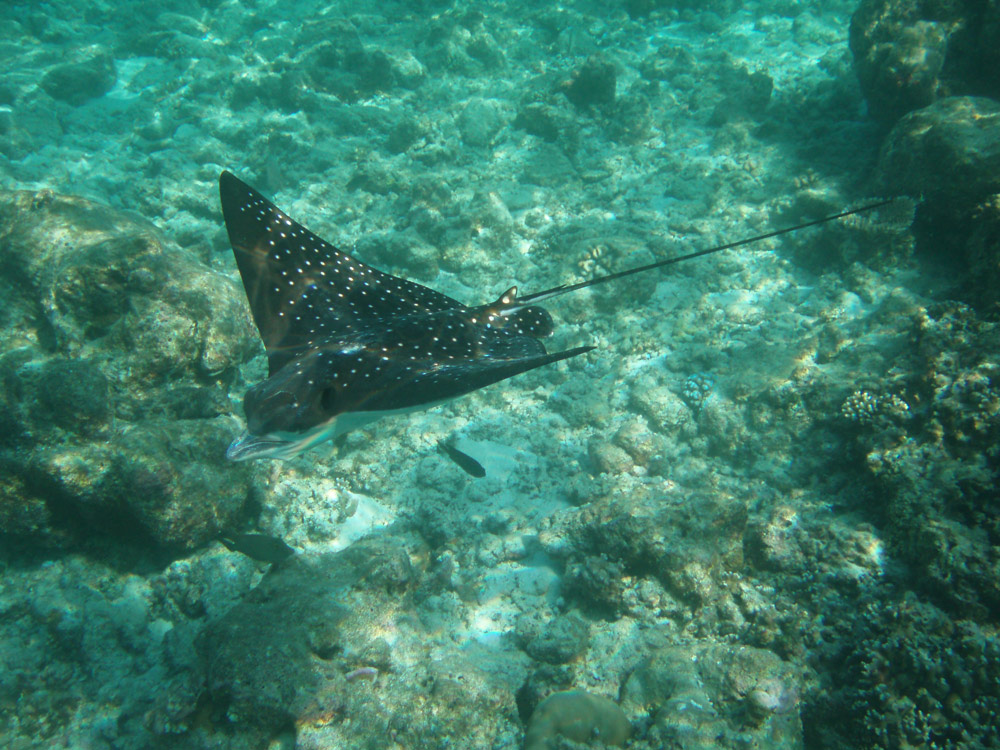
226,431,295,461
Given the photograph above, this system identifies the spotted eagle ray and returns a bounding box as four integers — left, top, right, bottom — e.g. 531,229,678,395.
219,170,890,461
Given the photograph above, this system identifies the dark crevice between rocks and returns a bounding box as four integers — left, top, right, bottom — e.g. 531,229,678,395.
0,250,59,353
912,199,1000,318
2,455,199,573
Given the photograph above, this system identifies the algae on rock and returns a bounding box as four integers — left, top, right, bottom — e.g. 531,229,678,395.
524,690,630,750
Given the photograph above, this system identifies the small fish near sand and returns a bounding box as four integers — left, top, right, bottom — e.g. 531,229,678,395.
219,170,891,461
219,532,295,565
438,440,487,478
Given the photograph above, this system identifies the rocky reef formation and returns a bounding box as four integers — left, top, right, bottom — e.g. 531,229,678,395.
851,2,1000,314
1,1,998,750
850,0,1000,125
0,188,259,554
875,97,1000,311
524,690,630,750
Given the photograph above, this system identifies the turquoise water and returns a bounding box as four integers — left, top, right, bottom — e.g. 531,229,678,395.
1,1,998,748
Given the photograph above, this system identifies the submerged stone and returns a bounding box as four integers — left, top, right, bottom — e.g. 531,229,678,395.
877,96,1000,201
40,47,116,106
524,690,630,750
0,188,258,552
850,0,1000,125
458,97,507,147
563,55,617,110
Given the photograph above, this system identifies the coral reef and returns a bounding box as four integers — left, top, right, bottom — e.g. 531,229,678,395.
524,690,630,750
848,303,1000,617
853,5,1000,314
877,92,1000,305
0,188,259,553
561,55,617,111
1,2,997,750
850,0,1000,124
876,96,1000,201
806,593,1000,749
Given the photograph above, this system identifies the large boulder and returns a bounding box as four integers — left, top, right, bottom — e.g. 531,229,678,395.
873,97,1000,311
199,535,524,749
0,188,259,553
876,96,1000,201
850,0,1000,126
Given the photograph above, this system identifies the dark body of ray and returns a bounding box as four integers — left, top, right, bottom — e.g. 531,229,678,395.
220,171,592,460
219,170,890,461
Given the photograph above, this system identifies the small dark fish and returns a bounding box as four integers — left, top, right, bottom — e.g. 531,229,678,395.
219,532,295,565
438,440,486,478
